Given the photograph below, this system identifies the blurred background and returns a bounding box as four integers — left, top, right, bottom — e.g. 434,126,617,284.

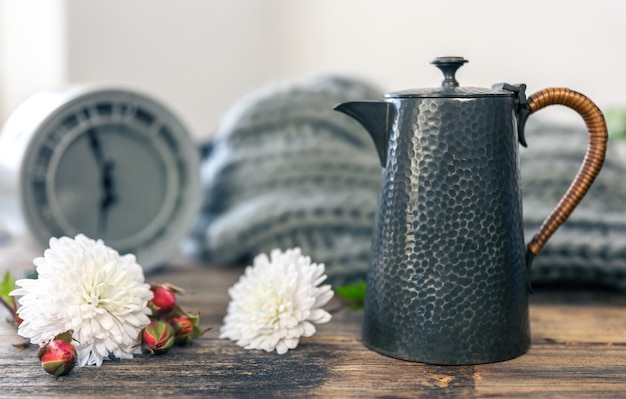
0,0,625,287
1,0,625,140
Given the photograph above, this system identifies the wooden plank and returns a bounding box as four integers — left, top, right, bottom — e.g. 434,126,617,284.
471,290,626,398
475,344,626,399
2,265,626,398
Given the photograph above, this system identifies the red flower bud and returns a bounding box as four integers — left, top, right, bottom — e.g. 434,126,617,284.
142,320,175,354
169,314,195,346
37,331,76,377
169,313,210,346
148,284,179,316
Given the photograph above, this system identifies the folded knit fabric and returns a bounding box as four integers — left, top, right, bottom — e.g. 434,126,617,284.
186,77,626,289
184,75,383,283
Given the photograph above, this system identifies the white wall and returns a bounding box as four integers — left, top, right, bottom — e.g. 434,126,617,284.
0,0,67,123
1,0,625,139
64,0,279,139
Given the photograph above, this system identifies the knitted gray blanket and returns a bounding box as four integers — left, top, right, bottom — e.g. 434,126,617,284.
185,76,626,290
184,76,383,284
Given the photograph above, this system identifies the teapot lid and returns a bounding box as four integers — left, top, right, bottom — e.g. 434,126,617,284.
386,57,513,99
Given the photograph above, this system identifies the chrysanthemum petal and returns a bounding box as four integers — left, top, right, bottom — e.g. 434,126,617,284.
314,287,334,308
308,309,332,324
300,321,317,337
275,340,288,354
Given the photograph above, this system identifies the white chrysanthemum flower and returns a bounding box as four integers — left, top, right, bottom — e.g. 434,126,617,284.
10,234,153,367
220,248,333,354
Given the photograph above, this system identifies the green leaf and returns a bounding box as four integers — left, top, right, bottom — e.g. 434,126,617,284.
0,271,18,321
0,271,16,305
335,280,366,310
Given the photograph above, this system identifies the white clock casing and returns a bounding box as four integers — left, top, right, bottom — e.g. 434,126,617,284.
0,86,201,271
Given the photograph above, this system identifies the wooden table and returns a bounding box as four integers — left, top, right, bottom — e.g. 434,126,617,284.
2,242,626,398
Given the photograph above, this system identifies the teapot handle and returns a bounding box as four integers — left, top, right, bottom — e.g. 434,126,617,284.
524,88,608,269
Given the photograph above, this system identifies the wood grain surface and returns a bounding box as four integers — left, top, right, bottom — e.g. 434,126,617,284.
2,255,626,398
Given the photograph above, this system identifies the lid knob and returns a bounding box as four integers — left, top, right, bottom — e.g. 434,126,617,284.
431,56,468,88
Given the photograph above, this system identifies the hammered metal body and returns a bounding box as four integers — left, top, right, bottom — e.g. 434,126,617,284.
362,96,531,365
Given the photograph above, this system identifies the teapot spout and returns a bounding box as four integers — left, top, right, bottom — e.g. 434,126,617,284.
334,101,394,167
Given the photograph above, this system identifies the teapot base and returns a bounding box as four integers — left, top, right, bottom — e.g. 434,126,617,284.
361,338,531,366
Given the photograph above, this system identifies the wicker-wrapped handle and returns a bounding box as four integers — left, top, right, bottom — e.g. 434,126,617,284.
525,88,608,265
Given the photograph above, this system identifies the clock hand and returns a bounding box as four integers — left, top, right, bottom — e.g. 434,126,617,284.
87,128,105,167
98,160,118,235
87,128,118,235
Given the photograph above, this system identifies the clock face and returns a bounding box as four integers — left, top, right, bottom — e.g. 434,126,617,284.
0,87,201,271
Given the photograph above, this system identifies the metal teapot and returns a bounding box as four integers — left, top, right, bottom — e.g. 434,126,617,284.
334,56,607,365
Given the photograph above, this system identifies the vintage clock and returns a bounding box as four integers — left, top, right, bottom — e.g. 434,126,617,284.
0,86,201,271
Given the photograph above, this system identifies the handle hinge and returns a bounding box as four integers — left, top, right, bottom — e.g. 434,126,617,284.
492,83,529,147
